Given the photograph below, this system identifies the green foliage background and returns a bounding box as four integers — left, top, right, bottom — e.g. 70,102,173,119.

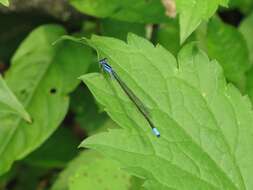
0,0,253,189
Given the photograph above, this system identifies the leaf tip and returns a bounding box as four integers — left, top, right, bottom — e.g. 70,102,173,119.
25,115,33,124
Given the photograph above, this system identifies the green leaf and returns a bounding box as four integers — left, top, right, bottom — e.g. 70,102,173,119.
176,0,228,43
0,75,31,122
0,25,92,176
79,34,253,189
0,0,9,6
240,12,253,65
69,0,168,23
206,17,250,89
51,150,144,190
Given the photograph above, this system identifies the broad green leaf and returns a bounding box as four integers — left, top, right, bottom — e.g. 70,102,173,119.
0,25,92,175
176,0,228,43
69,0,168,23
0,0,9,6
240,12,253,65
206,17,250,89
79,34,253,190
51,150,144,190
51,151,101,190
0,75,31,122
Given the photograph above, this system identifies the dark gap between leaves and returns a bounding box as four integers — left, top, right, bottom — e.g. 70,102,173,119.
218,8,245,27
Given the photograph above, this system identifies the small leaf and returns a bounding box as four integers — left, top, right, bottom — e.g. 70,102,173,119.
206,17,250,89
51,150,144,190
0,75,31,122
78,34,253,189
176,0,228,43
0,0,9,6
0,25,92,175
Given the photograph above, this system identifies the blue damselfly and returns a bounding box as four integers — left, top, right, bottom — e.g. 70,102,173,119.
99,58,160,137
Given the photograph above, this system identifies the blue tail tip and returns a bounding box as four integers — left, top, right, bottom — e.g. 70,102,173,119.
152,128,160,138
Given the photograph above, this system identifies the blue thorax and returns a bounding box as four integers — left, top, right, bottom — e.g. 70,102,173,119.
99,58,113,74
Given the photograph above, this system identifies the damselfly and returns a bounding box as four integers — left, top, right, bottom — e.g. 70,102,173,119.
99,58,160,138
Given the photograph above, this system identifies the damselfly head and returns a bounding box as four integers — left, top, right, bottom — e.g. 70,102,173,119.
99,58,108,65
